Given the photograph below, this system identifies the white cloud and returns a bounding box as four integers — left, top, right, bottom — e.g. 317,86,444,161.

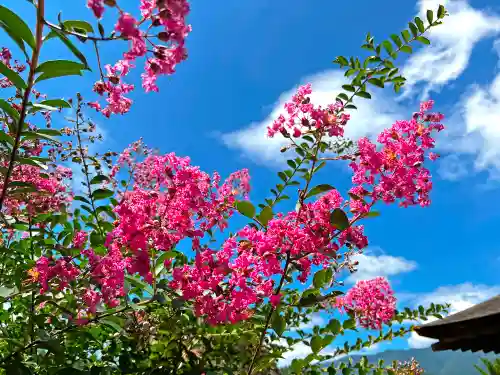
277,340,313,367
408,332,438,349
402,0,500,99
294,314,325,331
222,70,404,165
222,0,500,179
456,71,500,171
347,251,417,284
406,283,500,348
437,154,468,180
276,339,380,367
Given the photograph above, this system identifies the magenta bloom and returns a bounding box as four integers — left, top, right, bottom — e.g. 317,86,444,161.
340,277,396,330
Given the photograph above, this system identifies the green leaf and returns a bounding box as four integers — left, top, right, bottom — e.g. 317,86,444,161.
401,29,411,43
155,250,177,275
306,184,335,199
0,5,36,49
37,128,63,136
257,206,273,226
22,131,61,144
368,78,384,88
101,317,122,332
291,359,304,373
5,361,33,375
390,34,402,47
0,130,14,146
35,69,83,83
73,195,91,204
272,314,286,336
400,45,412,54
409,22,419,37
311,335,323,354
343,318,356,330
381,41,393,55
342,84,355,92
438,4,446,18
46,27,90,69
36,60,86,74
426,9,434,24
29,103,59,112
0,98,19,123
363,211,380,218
40,99,71,109
0,21,27,56
355,91,371,99
334,56,349,66
30,99,72,113
337,93,349,101
35,60,86,82
235,201,256,218
313,269,328,289
124,275,153,295
16,156,48,170
326,318,342,334
0,60,26,90
416,36,431,45
91,188,114,201
414,17,425,32
330,208,349,231
298,289,320,307
90,174,111,185
46,20,94,40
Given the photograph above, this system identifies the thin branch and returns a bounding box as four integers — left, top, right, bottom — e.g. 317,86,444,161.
0,0,45,211
93,41,105,81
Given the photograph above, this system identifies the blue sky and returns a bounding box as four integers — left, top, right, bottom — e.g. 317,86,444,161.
3,0,500,364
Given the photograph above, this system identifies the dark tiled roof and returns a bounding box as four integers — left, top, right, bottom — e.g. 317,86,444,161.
414,295,500,354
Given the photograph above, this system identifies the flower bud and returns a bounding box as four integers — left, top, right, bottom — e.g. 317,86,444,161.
158,31,171,42
159,8,171,19
108,76,120,85
152,17,162,27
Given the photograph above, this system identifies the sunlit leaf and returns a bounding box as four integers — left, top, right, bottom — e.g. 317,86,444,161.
45,27,90,69
330,208,349,231
306,184,335,199
91,188,114,201
235,201,256,218
0,5,36,49
271,314,286,336
0,61,26,90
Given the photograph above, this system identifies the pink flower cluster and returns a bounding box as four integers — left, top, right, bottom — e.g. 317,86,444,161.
81,245,128,309
170,190,368,324
337,277,396,330
107,151,250,284
87,0,191,116
0,47,26,88
349,100,444,208
33,256,80,294
72,231,88,248
2,164,72,216
267,84,350,138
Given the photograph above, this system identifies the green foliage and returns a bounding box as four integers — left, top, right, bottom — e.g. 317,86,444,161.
0,2,452,375
476,358,500,375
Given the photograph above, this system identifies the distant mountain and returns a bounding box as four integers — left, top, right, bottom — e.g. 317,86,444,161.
348,347,497,375
281,348,498,374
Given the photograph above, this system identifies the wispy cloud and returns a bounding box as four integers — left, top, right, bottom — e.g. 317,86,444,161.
222,0,500,182
222,70,404,165
402,0,500,99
